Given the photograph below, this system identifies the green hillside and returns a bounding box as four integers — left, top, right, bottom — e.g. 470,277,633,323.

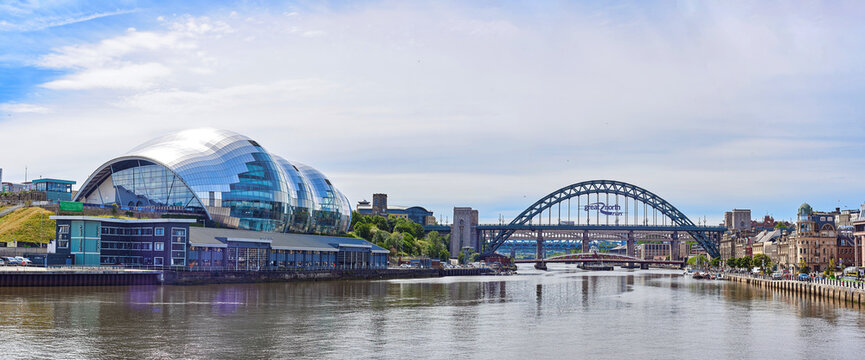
0,207,55,244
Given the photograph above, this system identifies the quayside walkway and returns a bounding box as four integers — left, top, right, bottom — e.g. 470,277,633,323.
0,266,495,286
726,274,865,306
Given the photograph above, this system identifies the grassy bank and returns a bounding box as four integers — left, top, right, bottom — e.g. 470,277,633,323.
0,207,55,244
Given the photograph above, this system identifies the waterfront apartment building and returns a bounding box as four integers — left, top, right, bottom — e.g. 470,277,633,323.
719,232,754,261
852,204,865,267
634,242,691,261
793,203,838,272
50,216,388,270
636,243,669,261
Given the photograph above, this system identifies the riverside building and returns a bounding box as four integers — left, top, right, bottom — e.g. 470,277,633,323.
61,128,389,270
73,128,352,235
793,203,838,272
50,216,388,270
852,204,865,267
355,193,436,225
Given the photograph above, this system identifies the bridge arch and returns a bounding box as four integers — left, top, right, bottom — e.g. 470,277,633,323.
486,180,720,258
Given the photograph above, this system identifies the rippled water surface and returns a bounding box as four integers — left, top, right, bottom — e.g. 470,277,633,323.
1,265,864,359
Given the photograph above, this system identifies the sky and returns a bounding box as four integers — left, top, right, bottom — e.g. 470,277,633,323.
1,0,864,225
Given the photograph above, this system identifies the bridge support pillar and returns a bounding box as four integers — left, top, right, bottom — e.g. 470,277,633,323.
535,230,546,270
582,230,589,253
671,231,681,261
640,263,649,270
627,231,635,269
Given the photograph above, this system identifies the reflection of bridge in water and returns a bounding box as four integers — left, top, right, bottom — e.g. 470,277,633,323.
512,252,685,270
425,180,725,269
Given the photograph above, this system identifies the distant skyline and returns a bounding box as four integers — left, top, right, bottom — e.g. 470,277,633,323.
1,1,864,225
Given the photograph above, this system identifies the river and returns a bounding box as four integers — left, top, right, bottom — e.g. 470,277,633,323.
0,265,863,359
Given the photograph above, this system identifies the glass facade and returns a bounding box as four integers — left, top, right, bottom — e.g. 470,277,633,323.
275,156,315,233
75,128,351,234
294,162,352,234
111,162,202,208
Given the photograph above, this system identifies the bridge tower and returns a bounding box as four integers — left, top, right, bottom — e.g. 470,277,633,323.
451,207,479,257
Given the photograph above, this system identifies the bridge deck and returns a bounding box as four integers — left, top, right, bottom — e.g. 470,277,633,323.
514,258,685,265
425,224,725,232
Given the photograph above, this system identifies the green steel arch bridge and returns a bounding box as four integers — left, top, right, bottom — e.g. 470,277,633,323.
424,180,725,263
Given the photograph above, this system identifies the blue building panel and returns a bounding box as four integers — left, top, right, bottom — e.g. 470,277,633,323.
50,216,388,270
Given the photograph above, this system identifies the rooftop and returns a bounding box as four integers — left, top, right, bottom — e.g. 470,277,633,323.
50,216,196,224
31,178,76,184
189,227,389,253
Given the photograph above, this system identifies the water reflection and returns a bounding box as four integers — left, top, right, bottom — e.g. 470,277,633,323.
0,267,862,359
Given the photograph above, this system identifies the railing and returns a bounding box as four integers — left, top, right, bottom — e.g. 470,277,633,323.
730,271,865,290
41,263,389,273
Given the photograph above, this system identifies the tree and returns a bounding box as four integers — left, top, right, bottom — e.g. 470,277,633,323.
371,216,388,232
726,258,737,268
458,248,478,264
687,254,708,268
372,231,389,246
353,222,373,241
824,258,835,277
752,254,772,273
710,257,721,268
386,233,403,254
739,256,752,270
799,259,810,274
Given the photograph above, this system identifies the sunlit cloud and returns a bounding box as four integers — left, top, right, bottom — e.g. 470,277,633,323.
1,1,864,224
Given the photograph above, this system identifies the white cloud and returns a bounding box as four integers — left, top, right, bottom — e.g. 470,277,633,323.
41,62,172,90
0,7,138,32
3,2,865,224
0,103,50,113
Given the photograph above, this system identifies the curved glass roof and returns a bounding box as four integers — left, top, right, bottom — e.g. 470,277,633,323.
75,128,350,234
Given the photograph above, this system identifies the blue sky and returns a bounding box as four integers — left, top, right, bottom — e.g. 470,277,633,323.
1,0,865,225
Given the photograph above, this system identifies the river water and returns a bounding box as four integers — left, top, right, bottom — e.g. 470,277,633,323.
1,265,863,359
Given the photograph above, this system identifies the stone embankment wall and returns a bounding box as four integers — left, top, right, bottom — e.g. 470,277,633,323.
0,270,161,286
0,192,47,203
726,274,865,305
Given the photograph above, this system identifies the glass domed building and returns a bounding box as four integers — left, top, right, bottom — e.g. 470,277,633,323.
74,128,351,234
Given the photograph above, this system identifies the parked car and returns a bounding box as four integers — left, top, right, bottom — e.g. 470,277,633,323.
0,257,6,266
771,273,783,280
3,257,22,265
14,257,31,266
797,273,811,281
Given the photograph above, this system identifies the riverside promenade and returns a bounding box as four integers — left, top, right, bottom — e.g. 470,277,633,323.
0,266,494,286
726,273,865,306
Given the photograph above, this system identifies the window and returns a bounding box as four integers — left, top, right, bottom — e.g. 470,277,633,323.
171,228,187,243
154,257,164,266
154,242,164,251
155,227,164,236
